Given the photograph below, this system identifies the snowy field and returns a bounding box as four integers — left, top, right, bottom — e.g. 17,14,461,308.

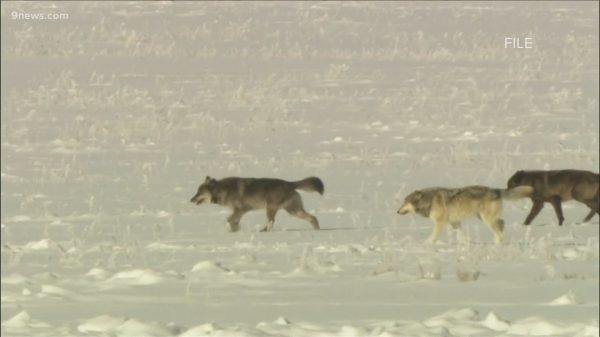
1,2,599,336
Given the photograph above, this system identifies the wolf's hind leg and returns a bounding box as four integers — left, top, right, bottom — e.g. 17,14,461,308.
285,195,319,230
482,213,504,244
292,210,320,230
494,219,505,244
582,209,597,222
582,198,598,222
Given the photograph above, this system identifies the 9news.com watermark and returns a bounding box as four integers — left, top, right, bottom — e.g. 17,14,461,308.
11,10,69,21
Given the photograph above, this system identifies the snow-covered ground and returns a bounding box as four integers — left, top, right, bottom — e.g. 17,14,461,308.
1,2,599,336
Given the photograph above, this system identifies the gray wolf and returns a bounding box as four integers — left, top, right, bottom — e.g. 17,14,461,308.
397,186,533,244
507,169,599,226
190,176,324,232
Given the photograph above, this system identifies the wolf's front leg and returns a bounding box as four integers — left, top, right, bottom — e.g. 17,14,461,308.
427,218,447,243
450,222,467,242
548,196,565,226
228,222,240,232
260,208,278,232
227,208,247,232
524,199,544,225
260,220,274,232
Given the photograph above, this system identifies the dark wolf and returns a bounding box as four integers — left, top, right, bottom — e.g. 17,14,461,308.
190,176,324,232
397,185,533,244
507,169,599,226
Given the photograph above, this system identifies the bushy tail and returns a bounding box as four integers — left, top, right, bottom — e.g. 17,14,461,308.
499,186,534,200
293,177,324,195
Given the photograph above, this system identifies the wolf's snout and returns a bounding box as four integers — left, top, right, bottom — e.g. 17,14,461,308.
397,203,411,215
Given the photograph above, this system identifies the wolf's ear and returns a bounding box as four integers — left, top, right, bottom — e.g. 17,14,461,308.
205,176,212,182
413,191,423,200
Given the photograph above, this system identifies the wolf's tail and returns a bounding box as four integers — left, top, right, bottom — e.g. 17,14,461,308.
293,177,324,195
499,186,534,200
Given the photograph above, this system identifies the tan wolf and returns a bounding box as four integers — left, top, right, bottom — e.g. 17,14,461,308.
397,185,533,244
191,176,324,232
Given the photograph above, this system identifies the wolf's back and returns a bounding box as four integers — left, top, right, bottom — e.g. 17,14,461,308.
293,177,324,195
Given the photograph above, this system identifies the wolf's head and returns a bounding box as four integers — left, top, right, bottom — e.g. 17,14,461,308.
397,190,431,217
190,176,217,205
507,170,528,189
